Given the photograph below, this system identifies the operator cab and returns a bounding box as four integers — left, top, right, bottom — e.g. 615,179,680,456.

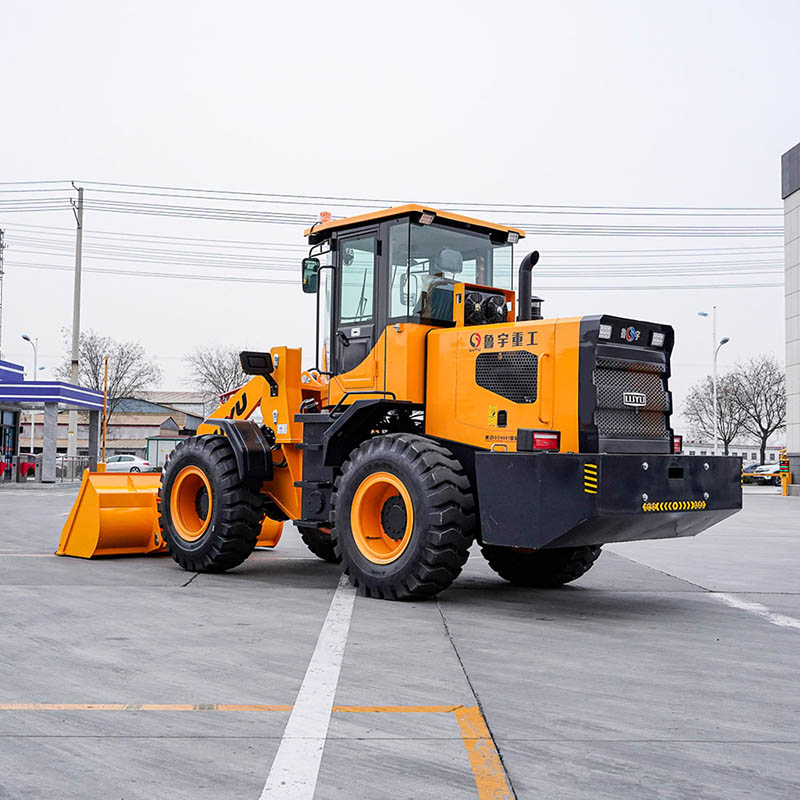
302,204,523,377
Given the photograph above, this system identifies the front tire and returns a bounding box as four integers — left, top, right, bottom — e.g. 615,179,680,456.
158,435,263,572
331,433,476,600
481,544,602,588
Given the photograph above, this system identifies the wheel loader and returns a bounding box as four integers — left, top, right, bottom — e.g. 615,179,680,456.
58,204,742,599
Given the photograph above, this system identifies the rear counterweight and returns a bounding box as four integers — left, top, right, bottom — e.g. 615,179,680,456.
475,452,742,550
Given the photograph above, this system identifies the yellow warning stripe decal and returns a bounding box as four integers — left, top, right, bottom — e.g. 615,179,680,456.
642,500,707,512
583,464,599,493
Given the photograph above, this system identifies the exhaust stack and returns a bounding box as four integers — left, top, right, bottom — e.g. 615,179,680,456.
517,250,540,321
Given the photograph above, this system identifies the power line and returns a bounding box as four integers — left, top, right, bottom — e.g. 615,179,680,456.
77,180,783,214
2,222,783,255
0,179,783,214
6,260,781,291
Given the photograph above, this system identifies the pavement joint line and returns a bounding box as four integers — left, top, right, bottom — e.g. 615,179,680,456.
259,573,356,800
436,598,516,800
181,573,199,588
710,592,800,630
606,551,712,592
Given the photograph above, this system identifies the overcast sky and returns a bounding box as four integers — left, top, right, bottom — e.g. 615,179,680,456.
1,0,798,436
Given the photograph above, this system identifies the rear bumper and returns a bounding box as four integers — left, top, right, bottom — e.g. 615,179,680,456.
475,452,742,549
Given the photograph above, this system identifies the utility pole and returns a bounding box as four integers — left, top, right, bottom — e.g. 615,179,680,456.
0,229,6,360
68,186,84,457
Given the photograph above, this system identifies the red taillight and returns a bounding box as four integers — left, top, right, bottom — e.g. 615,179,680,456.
532,431,560,451
517,428,561,452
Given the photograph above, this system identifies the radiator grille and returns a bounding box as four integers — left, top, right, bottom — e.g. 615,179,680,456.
593,358,670,440
595,408,668,439
475,351,538,404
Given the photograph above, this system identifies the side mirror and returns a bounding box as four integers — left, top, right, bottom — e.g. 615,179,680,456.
302,257,320,294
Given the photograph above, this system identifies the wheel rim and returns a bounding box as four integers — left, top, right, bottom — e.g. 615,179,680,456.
170,465,213,542
350,471,414,564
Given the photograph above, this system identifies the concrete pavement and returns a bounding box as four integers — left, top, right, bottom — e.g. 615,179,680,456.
0,488,797,798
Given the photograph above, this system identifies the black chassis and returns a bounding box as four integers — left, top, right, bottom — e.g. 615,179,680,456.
475,451,742,549
290,399,743,551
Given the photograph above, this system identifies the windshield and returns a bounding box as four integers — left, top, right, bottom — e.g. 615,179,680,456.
389,221,514,323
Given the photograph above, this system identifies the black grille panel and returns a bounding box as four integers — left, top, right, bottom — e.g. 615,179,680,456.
594,367,669,412
593,358,670,440
475,351,538,404
596,357,666,374
595,408,668,439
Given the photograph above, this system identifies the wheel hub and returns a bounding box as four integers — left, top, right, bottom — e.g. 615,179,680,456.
170,465,213,542
195,486,209,520
380,496,407,541
349,471,415,565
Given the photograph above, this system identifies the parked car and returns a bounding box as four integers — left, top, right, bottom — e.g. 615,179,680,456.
749,464,781,486
741,462,760,474
104,455,155,473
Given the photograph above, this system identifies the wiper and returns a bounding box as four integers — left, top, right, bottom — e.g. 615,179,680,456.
355,270,368,318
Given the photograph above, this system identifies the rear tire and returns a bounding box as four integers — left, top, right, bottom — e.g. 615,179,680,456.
158,435,263,573
331,433,476,600
297,524,340,563
481,544,602,587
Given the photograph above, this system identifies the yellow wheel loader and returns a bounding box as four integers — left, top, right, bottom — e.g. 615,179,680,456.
59,204,742,599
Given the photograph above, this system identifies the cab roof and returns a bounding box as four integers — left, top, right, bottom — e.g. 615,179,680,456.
304,203,526,244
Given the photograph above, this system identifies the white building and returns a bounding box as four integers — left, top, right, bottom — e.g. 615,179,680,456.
782,142,800,493
680,438,783,465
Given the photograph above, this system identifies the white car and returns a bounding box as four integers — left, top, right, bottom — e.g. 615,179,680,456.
104,454,155,473
750,464,781,486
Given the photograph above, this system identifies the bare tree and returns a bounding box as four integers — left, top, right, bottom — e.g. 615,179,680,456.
731,355,787,464
185,346,246,401
683,372,746,455
56,329,162,423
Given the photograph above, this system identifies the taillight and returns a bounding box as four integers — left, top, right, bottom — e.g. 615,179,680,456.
517,429,561,452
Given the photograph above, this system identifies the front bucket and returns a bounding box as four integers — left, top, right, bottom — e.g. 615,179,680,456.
57,471,166,558
256,517,283,548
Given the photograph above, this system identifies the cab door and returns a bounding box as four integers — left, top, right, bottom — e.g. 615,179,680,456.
334,230,378,377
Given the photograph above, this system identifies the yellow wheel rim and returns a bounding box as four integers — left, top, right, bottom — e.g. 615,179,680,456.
350,471,414,564
170,465,213,542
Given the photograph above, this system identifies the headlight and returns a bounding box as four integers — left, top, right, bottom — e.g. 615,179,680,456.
651,331,666,347
599,323,613,340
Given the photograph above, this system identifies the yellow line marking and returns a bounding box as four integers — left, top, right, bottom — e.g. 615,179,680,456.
333,705,460,713
0,702,513,798
0,703,292,711
454,706,514,799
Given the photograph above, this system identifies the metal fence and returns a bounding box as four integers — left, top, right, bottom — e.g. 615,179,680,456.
0,455,90,483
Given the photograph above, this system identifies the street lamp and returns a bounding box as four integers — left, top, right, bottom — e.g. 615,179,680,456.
21,334,38,378
697,309,730,456
21,334,39,455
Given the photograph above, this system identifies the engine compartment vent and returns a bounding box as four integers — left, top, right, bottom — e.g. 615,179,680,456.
475,351,539,404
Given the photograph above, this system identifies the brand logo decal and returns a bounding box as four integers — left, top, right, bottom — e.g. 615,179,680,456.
469,332,482,348
623,391,647,407
621,326,641,343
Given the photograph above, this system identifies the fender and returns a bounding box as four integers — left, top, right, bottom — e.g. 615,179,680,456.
203,418,273,483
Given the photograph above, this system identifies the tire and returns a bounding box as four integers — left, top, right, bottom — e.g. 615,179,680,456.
297,524,340,564
481,544,602,588
331,433,476,600
158,435,263,573
130,466,140,473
